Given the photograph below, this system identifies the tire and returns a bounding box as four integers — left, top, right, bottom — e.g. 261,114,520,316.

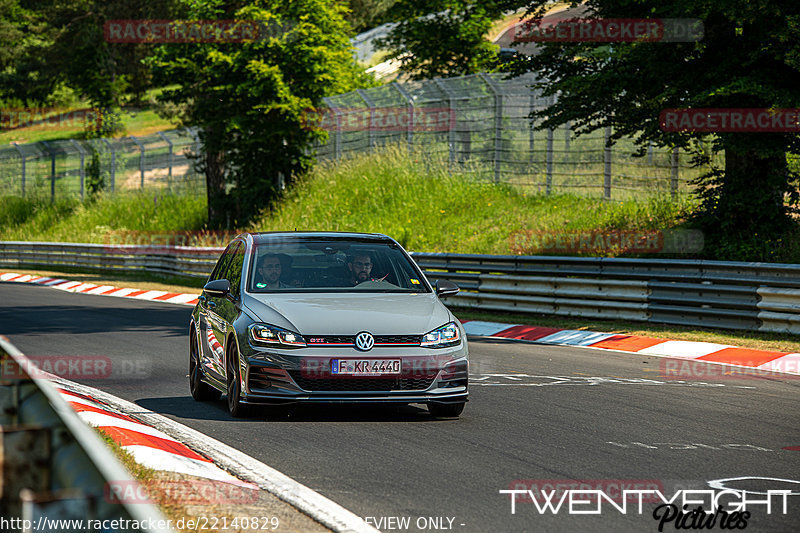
189,330,220,401
428,402,465,418
226,343,249,418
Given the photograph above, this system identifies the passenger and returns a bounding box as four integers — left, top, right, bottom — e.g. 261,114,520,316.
255,254,290,289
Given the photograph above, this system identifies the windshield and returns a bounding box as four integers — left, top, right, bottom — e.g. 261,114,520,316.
247,237,430,293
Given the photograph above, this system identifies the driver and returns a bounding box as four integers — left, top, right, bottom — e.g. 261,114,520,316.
347,253,373,285
255,254,290,289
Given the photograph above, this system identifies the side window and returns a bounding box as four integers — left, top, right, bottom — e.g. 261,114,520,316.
222,242,245,299
209,243,236,282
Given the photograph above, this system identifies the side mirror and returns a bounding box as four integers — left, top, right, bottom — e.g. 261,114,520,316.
435,279,459,298
203,279,231,298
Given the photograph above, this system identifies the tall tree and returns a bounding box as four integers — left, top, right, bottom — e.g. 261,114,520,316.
0,0,60,104
512,0,800,259
0,0,178,109
150,0,373,227
377,1,517,80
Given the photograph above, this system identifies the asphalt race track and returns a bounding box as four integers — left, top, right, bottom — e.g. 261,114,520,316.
2,282,799,532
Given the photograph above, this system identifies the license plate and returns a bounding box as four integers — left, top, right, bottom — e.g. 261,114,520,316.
331,359,401,376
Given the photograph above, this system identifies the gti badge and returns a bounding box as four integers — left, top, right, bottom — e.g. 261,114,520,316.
355,331,375,352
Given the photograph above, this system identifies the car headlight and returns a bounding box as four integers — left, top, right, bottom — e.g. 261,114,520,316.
249,324,306,348
421,322,461,348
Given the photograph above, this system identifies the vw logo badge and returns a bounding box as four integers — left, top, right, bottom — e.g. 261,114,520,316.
355,332,375,352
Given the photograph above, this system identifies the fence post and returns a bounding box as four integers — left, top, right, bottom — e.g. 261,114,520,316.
12,143,25,197
157,131,173,179
102,138,115,193
356,89,376,151
671,147,679,199
322,97,342,161
546,126,553,195
647,141,654,165
392,82,414,155
603,126,612,199
40,141,56,202
479,73,502,183
130,135,145,188
564,120,571,152
69,140,86,200
433,78,456,165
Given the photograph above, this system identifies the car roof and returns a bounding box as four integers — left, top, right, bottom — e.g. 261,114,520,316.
244,231,394,242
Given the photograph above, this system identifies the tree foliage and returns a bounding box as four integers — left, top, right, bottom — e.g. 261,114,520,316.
150,0,374,227
377,1,516,80
0,0,178,108
511,0,800,260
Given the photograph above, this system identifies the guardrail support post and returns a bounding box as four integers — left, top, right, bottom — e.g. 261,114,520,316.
69,140,86,200
130,135,145,189
12,142,25,197
604,126,612,199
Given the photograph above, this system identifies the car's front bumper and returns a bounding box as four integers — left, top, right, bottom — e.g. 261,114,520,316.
239,345,468,405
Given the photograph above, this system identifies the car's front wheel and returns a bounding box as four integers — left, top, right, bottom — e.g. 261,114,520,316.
226,343,249,418
428,402,465,418
190,330,220,401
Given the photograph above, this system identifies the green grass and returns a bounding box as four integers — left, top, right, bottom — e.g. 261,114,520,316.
0,191,209,243
251,145,697,255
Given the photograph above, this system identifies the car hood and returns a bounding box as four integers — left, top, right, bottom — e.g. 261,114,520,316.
242,292,452,335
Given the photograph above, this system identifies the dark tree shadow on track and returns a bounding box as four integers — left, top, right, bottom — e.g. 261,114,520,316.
0,298,190,338
137,396,449,423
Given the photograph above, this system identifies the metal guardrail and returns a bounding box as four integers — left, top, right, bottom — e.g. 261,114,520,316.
0,336,172,531
413,253,800,334
1,242,798,334
0,241,222,279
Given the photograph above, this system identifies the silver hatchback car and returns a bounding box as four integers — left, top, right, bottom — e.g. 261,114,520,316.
189,232,468,418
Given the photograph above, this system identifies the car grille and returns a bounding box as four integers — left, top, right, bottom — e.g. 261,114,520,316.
375,334,422,345
306,334,422,346
288,371,435,392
